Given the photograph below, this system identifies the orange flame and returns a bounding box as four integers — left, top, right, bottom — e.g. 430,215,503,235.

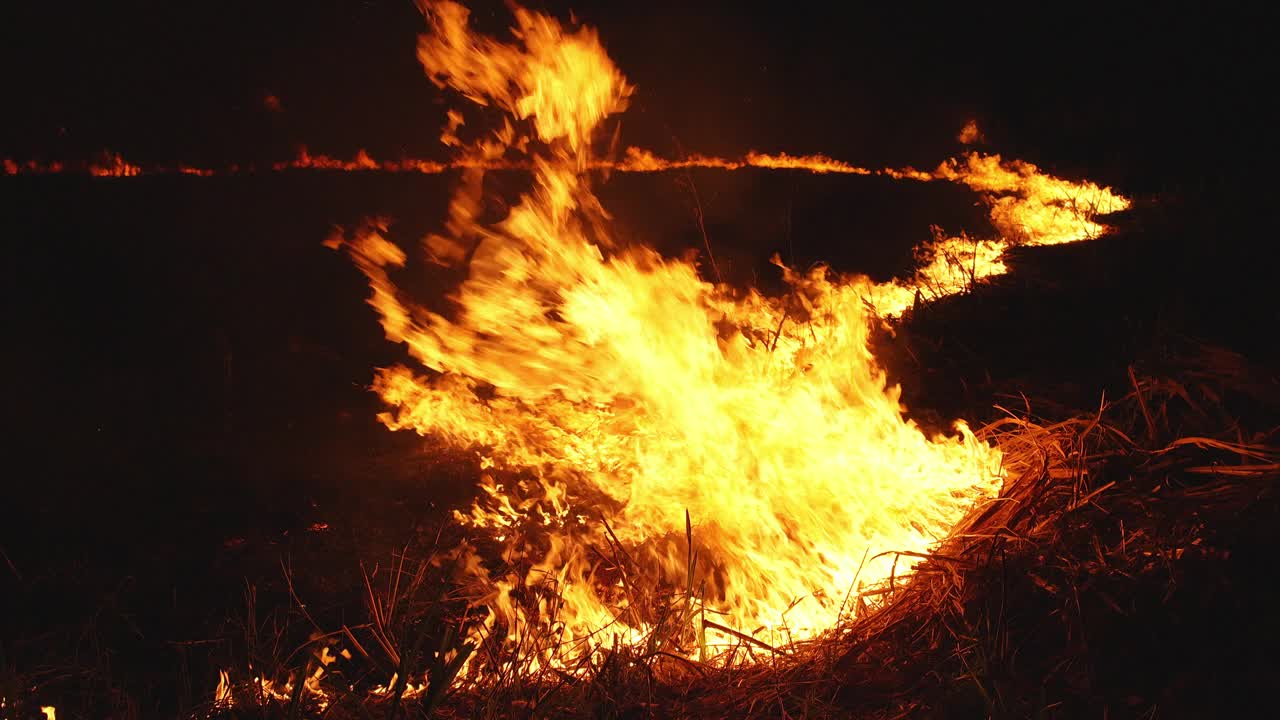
935,152,1128,246
864,150,1130,316
314,1,1135,680
3,158,64,175
7,1,1132,690
185,1,1134,704
87,152,142,177
2,153,215,177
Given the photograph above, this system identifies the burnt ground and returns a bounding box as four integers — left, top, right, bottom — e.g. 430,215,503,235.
2,165,1277,718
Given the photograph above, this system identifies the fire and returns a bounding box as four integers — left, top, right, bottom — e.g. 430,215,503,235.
2,154,212,177
312,0,1135,682
958,119,983,145
0,699,56,719
865,152,1130,316
1,0,1129,700
0,143,1126,321
0,143,1130,258
937,152,1128,246
212,653,431,711
87,152,141,177
3,158,63,175
274,147,443,173
611,147,874,175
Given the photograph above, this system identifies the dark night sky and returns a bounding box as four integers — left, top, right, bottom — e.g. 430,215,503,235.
2,1,1273,191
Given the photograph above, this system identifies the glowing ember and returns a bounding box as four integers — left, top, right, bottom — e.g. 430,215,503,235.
3,158,63,175
313,0,1129,681
958,119,983,145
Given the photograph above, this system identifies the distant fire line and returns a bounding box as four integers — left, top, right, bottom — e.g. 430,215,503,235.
5,145,1129,323
1,146,947,181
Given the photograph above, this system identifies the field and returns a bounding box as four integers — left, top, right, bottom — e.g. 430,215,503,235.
4,165,1276,718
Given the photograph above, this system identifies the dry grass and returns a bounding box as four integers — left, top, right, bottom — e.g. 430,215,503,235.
202,349,1279,719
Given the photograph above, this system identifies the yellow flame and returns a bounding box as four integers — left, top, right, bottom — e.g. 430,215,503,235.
319,1,1136,678
863,151,1130,316
935,153,1129,246
214,670,232,706
18,2,1130,698
87,152,141,177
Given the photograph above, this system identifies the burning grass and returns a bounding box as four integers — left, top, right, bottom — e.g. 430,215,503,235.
194,348,1278,719
6,4,1274,718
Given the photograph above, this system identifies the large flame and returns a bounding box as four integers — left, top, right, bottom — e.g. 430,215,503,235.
3,0,1129,694
315,0,1133,677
